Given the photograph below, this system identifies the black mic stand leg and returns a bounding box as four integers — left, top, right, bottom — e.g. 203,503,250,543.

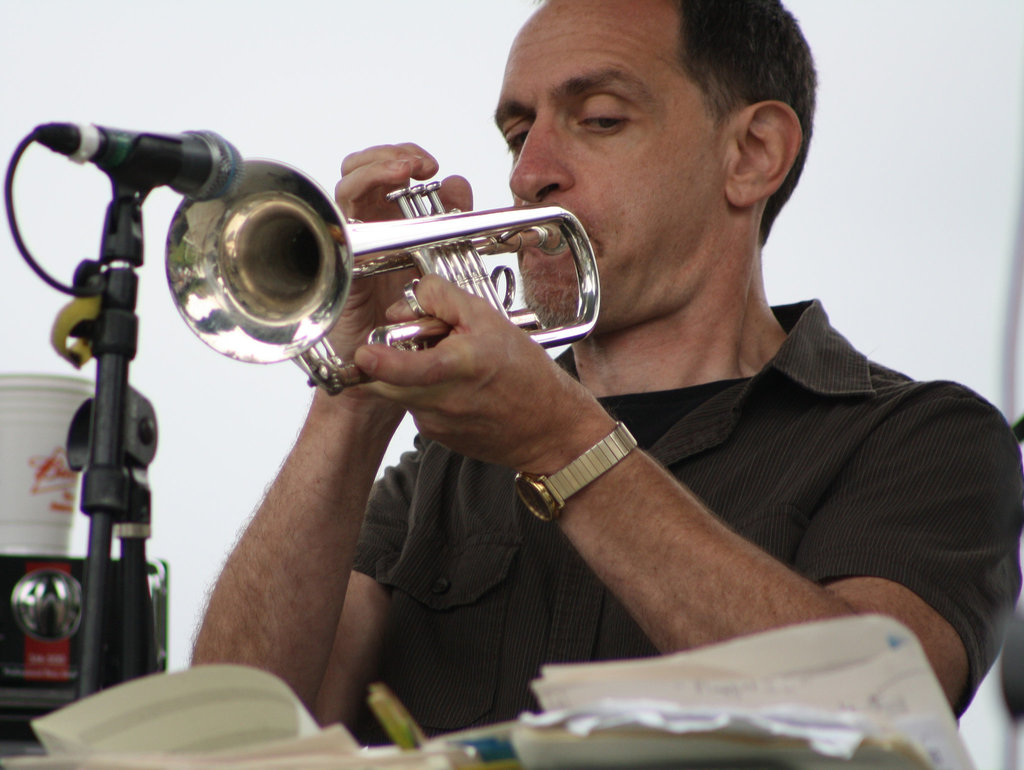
116,399,158,681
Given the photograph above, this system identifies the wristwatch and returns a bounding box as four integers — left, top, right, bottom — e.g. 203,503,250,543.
515,421,637,521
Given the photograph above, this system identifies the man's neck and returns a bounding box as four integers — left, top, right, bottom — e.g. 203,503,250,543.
572,289,787,398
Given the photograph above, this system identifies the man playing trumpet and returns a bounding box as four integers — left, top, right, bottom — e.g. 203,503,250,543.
192,0,1023,743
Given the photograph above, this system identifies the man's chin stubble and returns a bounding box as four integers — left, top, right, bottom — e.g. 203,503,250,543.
521,265,580,328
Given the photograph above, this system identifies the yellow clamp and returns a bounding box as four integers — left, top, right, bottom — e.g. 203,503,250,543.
51,294,102,368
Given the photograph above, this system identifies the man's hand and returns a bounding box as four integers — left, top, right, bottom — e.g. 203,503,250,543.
326,144,474,384
329,143,610,470
335,143,472,223
352,274,613,472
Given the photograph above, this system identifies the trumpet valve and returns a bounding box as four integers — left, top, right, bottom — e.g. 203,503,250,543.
386,182,446,219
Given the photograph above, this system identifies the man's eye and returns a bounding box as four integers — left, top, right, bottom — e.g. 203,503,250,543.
583,117,624,131
506,130,528,153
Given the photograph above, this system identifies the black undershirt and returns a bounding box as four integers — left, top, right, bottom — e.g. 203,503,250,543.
599,379,747,449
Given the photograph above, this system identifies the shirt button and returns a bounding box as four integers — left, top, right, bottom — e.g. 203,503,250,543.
431,577,451,595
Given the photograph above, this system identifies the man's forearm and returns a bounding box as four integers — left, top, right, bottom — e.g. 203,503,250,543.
191,394,402,707
560,451,848,646
557,449,968,703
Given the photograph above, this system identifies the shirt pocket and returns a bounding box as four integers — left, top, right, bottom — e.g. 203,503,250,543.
376,535,519,733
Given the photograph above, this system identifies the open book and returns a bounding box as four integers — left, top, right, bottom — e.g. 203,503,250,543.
3,615,971,770
3,665,456,770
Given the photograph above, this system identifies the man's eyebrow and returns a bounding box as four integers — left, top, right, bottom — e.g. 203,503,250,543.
556,68,656,106
494,68,656,130
494,99,533,132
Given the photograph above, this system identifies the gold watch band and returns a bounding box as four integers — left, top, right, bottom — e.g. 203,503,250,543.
546,421,637,503
515,421,637,521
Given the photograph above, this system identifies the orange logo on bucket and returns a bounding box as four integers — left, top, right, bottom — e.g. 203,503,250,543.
29,447,77,513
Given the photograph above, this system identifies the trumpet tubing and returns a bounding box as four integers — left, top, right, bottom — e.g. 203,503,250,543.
165,159,599,393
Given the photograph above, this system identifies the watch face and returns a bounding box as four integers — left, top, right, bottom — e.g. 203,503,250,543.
515,474,559,521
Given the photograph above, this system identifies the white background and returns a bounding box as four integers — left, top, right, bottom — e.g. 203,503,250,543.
1,1,1022,766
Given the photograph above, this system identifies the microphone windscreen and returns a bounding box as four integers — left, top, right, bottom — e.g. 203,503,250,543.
186,131,243,201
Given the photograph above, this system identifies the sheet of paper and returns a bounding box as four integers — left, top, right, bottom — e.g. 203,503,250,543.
528,615,971,770
511,722,931,770
4,736,456,770
8,665,478,770
27,664,335,755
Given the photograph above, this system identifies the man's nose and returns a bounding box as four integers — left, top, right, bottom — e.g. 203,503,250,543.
509,124,572,205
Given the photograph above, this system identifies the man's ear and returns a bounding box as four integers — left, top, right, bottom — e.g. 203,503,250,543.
724,100,803,209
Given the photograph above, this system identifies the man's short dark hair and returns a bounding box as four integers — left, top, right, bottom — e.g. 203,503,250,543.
673,0,817,244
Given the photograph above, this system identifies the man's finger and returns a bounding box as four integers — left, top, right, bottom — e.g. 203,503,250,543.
339,143,437,178
438,175,474,213
409,275,486,330
353,339,464,391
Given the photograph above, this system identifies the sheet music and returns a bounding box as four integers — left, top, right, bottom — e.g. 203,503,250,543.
527,615,971,770
2,617,974,770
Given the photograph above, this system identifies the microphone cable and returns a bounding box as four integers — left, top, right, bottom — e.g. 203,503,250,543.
4,127,101,298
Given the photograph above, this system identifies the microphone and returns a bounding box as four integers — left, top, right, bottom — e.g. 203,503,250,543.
32,122,242,201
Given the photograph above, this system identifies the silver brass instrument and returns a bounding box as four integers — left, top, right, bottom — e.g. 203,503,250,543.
165,160,599,393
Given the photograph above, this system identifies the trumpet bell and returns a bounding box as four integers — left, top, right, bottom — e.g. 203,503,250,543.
166,160,353,364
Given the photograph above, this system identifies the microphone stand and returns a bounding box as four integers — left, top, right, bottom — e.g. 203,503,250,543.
68,178,159,698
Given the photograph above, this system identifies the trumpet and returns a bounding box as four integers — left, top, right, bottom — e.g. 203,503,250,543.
165,160,599,393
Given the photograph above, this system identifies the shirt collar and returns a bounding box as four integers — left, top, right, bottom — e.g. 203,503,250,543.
554,300,876,463
767,300,875,397
559,300,875,398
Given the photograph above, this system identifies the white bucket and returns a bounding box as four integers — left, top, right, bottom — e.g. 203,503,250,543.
0,374,93,555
